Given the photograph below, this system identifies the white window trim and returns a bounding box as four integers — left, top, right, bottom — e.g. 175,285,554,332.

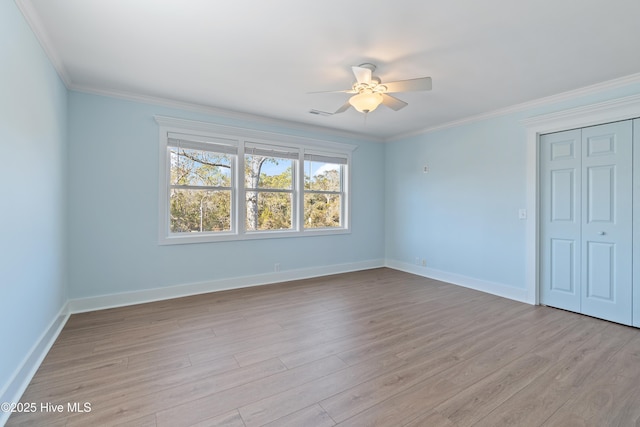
302,150,348,232
155,116,356,245
242,141,299,235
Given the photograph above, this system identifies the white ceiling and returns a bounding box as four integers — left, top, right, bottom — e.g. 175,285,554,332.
18,0,640,140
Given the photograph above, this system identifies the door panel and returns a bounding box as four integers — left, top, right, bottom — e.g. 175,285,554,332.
586,166,614,223
586,133,616,156
540,130,581,312
551,169,575,221
586,241,614,300
550,239,575,293
581,121,632,325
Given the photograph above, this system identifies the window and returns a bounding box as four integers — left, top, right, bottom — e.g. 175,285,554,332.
157,116,354,244
304,153,346,229
168,135,236,234
244,143,298,232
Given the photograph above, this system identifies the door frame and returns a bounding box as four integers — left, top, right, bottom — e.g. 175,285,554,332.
521,93,640,306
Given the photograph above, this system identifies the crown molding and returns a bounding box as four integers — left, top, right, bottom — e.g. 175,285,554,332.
15,0,71,87
69,83,383,144
70,72,640,144
386,72,640,142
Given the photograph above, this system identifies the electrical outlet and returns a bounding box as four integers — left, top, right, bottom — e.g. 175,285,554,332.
274,263,280,272
421,259,427,267
415,257,420,265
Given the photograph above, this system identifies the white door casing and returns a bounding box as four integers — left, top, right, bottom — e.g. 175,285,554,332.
522,94,640,326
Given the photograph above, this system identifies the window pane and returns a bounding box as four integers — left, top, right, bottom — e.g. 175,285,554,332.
245,155,293,189
170,189,231,233
305,161,341,191
246,191,292,231
304,193,341,228
170,148,231,186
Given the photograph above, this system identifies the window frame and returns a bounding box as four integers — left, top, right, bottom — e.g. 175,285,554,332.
156,116,355,245
242,141,299,233
166,134,237,236
303,152,347,230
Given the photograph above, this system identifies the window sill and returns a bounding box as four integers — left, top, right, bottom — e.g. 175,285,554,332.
158,228,350,245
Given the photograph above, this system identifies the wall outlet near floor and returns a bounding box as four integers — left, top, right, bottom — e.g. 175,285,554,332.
421,259,427,267
415,257,420,265
274,263,281,272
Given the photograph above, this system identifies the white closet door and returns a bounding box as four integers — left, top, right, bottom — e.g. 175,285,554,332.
580,121,632,324
540,129,582,313
540,121,633,325
634,119,640,328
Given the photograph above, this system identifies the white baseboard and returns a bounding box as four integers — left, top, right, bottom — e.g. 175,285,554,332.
0,303,70,427
68,259,386,314
385,259,532,304
67,258,534,314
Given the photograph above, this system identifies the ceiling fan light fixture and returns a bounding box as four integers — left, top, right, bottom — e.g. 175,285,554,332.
349,92,383,113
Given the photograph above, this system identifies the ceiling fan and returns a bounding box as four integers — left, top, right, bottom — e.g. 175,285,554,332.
310,63,432,115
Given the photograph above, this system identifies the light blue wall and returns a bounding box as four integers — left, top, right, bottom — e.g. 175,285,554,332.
385,82,640,291
385,115,527,286
5,0,640,405
66,92,385,298
0,0,68,398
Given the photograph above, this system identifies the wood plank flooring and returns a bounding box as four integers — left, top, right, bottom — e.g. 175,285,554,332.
7,268,640,426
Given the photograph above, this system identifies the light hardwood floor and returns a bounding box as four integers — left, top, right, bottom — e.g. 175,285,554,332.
7,268,640,426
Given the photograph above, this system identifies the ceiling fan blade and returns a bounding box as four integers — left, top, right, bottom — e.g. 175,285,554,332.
352,66,372,84
381,94,408,111
309,101,351,116
383,77,432,93
334,102,352,114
